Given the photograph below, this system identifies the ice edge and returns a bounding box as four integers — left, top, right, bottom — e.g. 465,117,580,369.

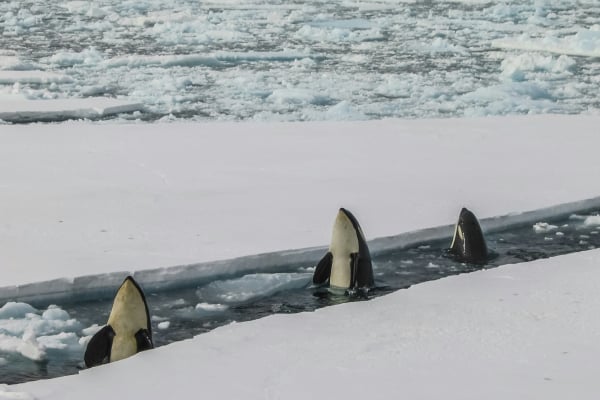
3,196,600,303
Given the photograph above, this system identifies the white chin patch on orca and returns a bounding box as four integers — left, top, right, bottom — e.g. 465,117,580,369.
450,223,465,250
107,279,149,362
329,210,359,289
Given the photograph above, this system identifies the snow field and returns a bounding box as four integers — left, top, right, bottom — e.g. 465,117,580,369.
13,248,600,399
2,115,600,298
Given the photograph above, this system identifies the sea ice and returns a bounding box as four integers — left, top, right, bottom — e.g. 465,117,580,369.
500,54,575,81
0,0,598,121
46,48,105,67
81,324,102,336
0,304,83,362
196,273,312,304
0,97,143,123
0,71,72,84
533,222,558,233
195,303,229,312
0,303,37,319
494,26,600,58
583,215,600,226
157,321,170,330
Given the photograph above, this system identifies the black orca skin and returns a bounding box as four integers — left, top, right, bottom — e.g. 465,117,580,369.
448,207,489,265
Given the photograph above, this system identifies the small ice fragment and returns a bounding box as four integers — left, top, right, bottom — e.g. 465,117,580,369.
426,262,439,269
0,302,37,319
157,321,170,330
195,303,229,312
583,215,600,226
591,231,599,235
579,240,588,245
400,260,414,265
42,306,70,321
0,333,46,361
555,231,564,236
196,273,311,304
418,245,430,250
580,234,590,239
533,222,558,233
151,315,169,322
37,332,81,351
569,214,586,220
561,224,569,228
544,237,553,241
81,324,102,336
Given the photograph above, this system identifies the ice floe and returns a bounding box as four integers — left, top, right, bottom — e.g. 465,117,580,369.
583,215,600,226
1,116,600,300
0,97,143,123
196,273,312,304
1,0,598,121
533,222,558,233
494,26,600,58
0,71,72,85
500,53,575,81
0,303,84,362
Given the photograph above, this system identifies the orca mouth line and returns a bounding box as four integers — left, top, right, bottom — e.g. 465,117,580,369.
3,203,600,385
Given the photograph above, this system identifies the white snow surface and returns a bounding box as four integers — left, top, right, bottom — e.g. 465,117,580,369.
15,248,600,399
2,115,600,295
0,114,599,396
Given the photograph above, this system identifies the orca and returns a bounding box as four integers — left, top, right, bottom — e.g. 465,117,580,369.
313,208,374,290
84,276,154,367
448,207,488,264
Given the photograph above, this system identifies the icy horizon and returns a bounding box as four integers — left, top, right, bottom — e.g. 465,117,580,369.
1,0,600,123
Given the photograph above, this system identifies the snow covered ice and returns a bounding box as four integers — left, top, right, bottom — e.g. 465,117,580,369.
2,0,600,397
11,249,600,399
2,115,600,295
1,1,600,122
0,114,600,392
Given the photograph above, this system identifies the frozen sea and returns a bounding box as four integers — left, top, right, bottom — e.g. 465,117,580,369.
1,0,600,122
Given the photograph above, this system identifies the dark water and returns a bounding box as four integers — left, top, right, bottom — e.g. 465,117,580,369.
2,211,599,384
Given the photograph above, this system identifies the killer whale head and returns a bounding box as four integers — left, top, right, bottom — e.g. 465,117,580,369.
84,276,154,367
313,208,374,290
449,207,488,264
